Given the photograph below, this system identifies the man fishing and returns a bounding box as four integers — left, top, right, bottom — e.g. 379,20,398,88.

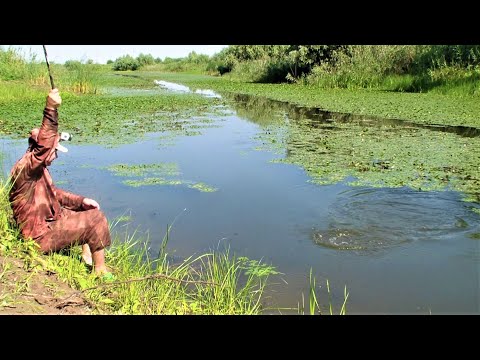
9,87,113,279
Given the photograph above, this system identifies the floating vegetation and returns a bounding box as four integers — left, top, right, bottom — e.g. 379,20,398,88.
253,126,288,155
104,163,217,193
283,116,479,203
123,177,217,192
187,182,217,192
106,163,180,177
124,177,183,187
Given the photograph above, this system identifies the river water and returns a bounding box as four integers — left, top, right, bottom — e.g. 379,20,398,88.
2,81,479,314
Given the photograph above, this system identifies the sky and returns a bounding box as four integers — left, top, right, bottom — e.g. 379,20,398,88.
2,45,228,64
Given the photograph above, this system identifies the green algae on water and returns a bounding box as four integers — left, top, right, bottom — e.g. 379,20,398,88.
104,163,217,193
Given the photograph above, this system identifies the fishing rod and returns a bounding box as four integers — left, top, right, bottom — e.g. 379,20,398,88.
42,45,55,89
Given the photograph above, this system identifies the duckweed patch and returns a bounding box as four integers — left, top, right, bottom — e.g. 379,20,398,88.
123,178,217,192
106,163,180,177
187,182,217,192
104,163,217,193
124,177,183,187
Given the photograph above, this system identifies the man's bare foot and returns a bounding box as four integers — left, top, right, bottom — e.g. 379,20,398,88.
81,244,93,266
94,264,111,275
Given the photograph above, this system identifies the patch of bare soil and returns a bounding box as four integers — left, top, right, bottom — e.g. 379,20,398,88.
0,254,93,315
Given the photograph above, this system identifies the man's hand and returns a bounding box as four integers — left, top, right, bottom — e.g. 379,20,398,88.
30,128,40,142
82,198,100,210
46,88,62,110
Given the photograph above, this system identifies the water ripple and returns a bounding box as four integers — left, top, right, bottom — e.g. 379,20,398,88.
312,187,479,252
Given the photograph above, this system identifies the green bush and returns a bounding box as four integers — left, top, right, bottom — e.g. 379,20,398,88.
112,55,140,71
137,53,155,67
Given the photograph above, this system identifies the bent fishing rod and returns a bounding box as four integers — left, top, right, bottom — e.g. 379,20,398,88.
42,45,55,89
42,46,71,141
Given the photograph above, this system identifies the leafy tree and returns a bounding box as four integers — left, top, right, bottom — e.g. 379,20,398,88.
186,51,209,64
137,53,155,67
112,55,140,71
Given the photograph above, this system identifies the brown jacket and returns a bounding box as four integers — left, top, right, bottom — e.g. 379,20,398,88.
9,107,85,240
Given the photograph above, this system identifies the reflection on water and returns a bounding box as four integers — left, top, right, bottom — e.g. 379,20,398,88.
154,80,191,93
228,93,480,138
154,80,222,98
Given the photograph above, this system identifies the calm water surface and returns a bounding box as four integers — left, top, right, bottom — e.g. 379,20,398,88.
2,82,479,314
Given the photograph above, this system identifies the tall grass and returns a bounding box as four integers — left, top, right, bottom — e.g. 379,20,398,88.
302,45,480,96
304,45,418,89
0,46,45,83
60,61,104,94
297,269,349,315
0,47,103,95
192,252,278,314
406,65,480,95
0,179,18,255
0,47,49,100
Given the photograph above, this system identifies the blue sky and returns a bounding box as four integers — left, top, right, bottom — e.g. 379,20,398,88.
2,45,228,64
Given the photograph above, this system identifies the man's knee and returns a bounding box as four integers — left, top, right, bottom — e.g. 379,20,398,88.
89,209,108,226
87,209,111,251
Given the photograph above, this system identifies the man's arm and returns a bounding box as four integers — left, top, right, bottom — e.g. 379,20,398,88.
55,187,101,212
55,187,85,211
29,89,62,170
